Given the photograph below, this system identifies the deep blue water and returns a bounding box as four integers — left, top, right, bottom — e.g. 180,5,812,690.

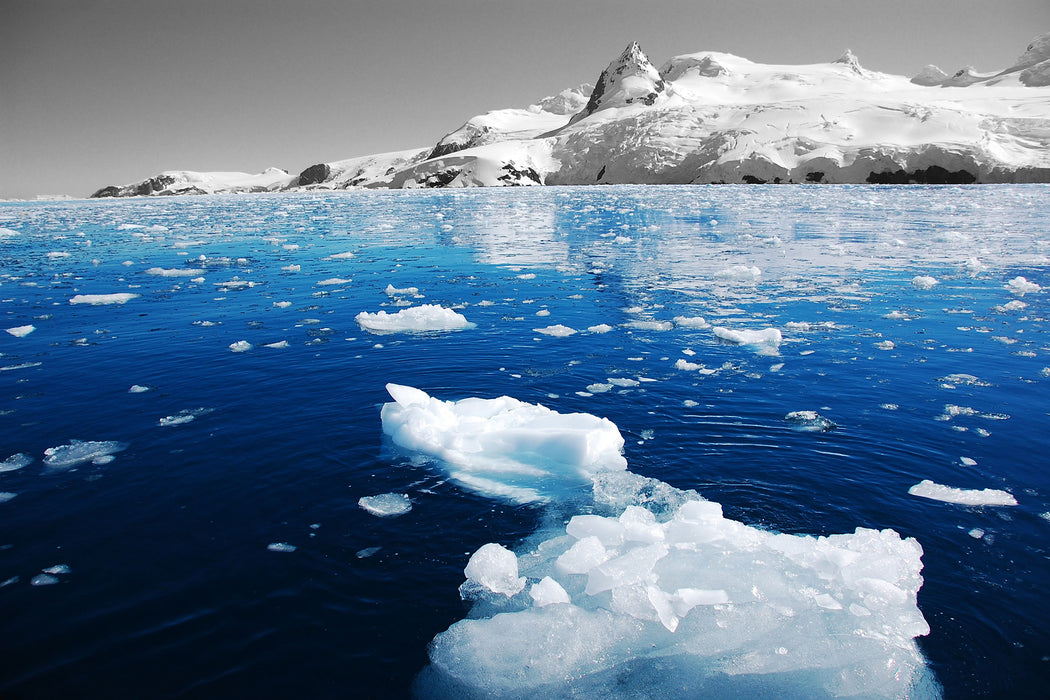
1,185,1048,698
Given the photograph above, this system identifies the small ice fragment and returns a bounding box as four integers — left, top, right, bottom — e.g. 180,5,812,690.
69,293,139,305
385,284,420,296
534,324,577,337
273,301,292,308
157,407,212,427
535,309,550,317
30,574,59,586
324,252,355,260
960,457,977,466
607,378,639,388
713,326,782,351
624,320,674,331
42,564,71,575
715,265,761,280
0,492,17,503
1006,276,1041,296
911,276,939,290
587,383,613,393
128,385,151,393
47,251,71,259
144,267,198,277
267,542,297,552
1,453,33,473
92,455,115,465
43,440,127,468
785,411,837,432
586,324,613,333
461,542,525,597
229,340,253,352
875,340,895,350
683,399,699,407
673,316,710,329
358,493,412,517
908,479,1017,506
968,528,985,539
356,546,382,559
264,340,290,349
355,305,474,333
317,278,352,286
281,264,301,272
5,325,35,337
529,576,571,607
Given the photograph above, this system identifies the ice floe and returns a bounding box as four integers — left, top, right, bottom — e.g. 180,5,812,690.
0,492,16,503
0,453,33,473
1006,276,1041,295
267,542,297,553
712,326,782,352
157,408,213,427
380,384,627,504
784,410,837,432
911,276,939,290
5,325,35,337
534,324,577,337
43,440,127,468
317,277,352,286
229,340,253,353
672,315,710,329
69,293,139,305
908,479,1017,506
358,492,413,517
355,305,475,333
145,267,199,277
385,284,420,296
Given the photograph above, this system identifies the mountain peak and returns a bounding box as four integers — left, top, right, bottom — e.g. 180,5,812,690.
568,42,670,125
833,49,865,75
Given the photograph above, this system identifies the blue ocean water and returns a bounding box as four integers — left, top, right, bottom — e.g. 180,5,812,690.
0,185,1047,698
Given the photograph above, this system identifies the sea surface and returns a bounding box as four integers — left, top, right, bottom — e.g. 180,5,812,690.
1,185,1048,698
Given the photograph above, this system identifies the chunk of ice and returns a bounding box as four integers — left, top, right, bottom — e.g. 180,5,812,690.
5,325,35,337
358,492,412,517
317,277,352,286
529,576,571,607
0,492,17,503
229,340,253,352
355,305,475,333
1,453,32,473
1006,276,1041,295
911,276,939,290
908,479,1017,506
785,410,837,432
381,384,627,504
267,542,297,552
534,324,577,337
43,440,127,468
385,284,420,296
128,385,151,393
461,542,525,598
69,293,139,305
145,267,198,277
713,326,782,352
586,324,613,334
672,315,710,329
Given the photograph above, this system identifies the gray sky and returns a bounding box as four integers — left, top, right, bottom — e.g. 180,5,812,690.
2,0,1047,199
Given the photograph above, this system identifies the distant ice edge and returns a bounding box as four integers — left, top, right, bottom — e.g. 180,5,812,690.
379,385,939,699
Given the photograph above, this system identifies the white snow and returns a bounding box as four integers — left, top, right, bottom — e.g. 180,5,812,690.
358,492,413,518
908,479,1018,506
380,384,627,503
43,440,127,468
69,293,139,305
5,325,35,337
355,305,475,333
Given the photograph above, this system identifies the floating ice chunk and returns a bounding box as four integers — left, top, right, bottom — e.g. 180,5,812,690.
624,320,674,331
273,301,292,308
875,340,895,350
145,267,198,277
995,299,1027,312
385,284,420,296
229,340,252,352
43,440,127,468
715,264,761,280
355,305,475,333
317,277,352,286
530,576,571,607
607,378,639,388
47,251,70,259
358,492,413,517
69,293,139,305
128,385,151,393
672,315,710,329
267,542,297,552
1006,276,1040,295
324,251,355,260
380,384,627,504
263,340,289,349
674,358,716,374
5,325,35,337
356,546,382,559
0,492,16,503
911,276,939,290
1,453,32,472
533,324,577,337
281,264,301,272
785,410,837,432
908,479,1017,506
586,383,613,393
713,326,782,352
214,279,254,291
535,309,551,317
586,324,613,334
461,543,525,598
157,408,212,427
43,564,71,575
30,574,59,586
0,361,42,372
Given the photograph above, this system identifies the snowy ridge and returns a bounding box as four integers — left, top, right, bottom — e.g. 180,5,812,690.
94,32,1050,196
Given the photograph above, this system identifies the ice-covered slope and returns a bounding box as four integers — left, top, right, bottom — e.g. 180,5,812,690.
92,32,1050,196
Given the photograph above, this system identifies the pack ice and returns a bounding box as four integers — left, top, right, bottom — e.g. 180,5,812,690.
394,387,937,698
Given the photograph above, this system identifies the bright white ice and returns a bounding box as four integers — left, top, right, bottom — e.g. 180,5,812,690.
358,492,413,517
5,325,35,337
69,293,139,305
355,305,475,333
43,440,127,468
908,479,1018,506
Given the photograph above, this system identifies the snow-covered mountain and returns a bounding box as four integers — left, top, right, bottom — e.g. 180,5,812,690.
93,33,1050,197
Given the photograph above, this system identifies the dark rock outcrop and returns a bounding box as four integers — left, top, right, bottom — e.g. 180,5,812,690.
297,163,331,186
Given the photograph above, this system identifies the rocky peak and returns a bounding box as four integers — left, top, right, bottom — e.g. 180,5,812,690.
833,49,865,75
568,42,670,126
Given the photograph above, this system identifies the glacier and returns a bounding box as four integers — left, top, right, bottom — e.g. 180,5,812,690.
93,33,1050,197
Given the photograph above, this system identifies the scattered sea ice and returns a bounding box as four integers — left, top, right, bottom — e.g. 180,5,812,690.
1006,276,1041,295
908,479,1017,506
355,305,475,333
30,574,59,586
5,325,35,338
263,340,290,349
229,340,253,352
324,252,355,260
157,408,212,427
785,410,837,432
624,320,674,331
273,301,292,308
145,267,198,277
0,492,17,503
911,276,939,290
586,324,613,334
673,316,710,329
358,493,413,518
875,340,895,350
43,564,71,575
69,293,139,305
534,324,577,337
1,453,32,472
317,277,352,286
43,440,127,468
587,383,613,393
356,546,382,559
385,284,420,296
128,385,151,393
267,542,297,553
713,326,782,352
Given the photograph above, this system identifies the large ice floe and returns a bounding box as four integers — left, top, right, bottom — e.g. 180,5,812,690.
383,385,937,698
355,304,475,333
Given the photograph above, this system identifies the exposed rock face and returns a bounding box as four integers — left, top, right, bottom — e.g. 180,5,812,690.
566,42,670,127
297,163,331,186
